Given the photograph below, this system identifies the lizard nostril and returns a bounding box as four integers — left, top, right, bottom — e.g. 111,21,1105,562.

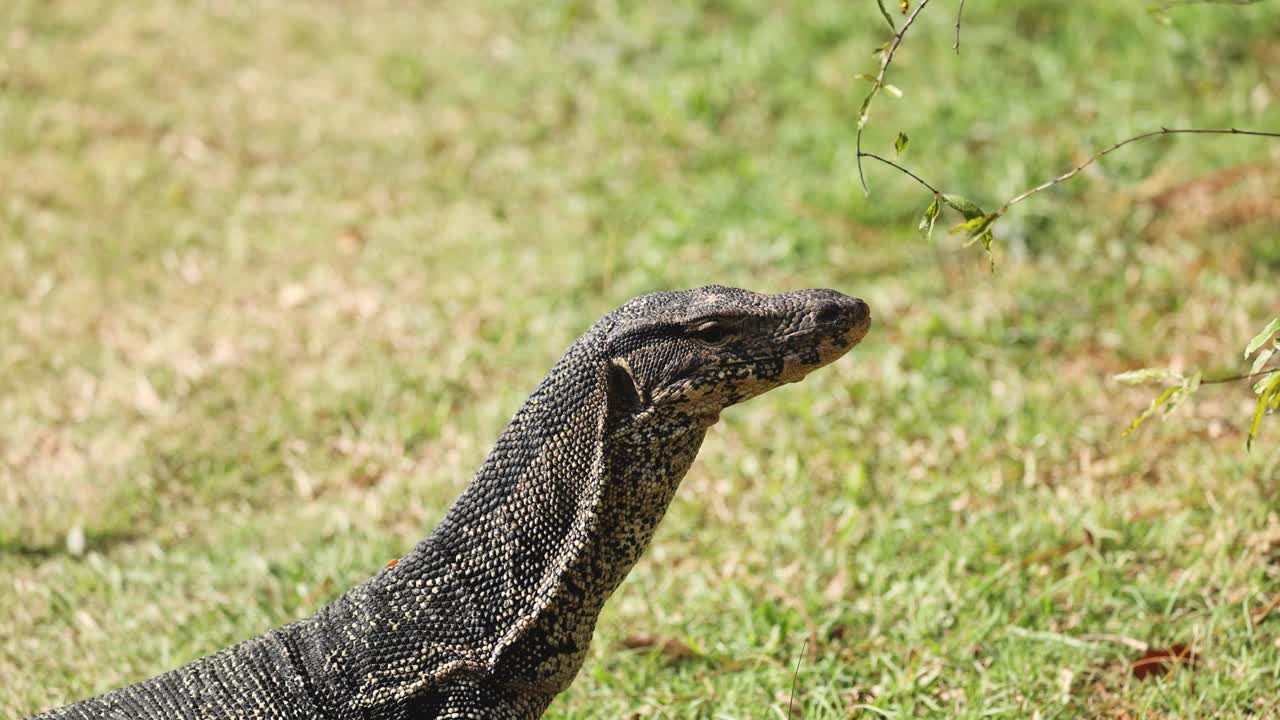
815,302,844,325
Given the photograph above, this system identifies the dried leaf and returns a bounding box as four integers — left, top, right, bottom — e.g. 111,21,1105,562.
1131,644,1199,680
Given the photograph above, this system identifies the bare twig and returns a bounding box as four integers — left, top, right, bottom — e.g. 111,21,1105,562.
859,126,1280,253
859,152,943,195
1200,366,1280,386
991,127,1280,221
856,0,934,195
954,0,966,54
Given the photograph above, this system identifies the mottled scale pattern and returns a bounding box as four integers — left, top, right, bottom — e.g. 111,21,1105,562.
30,286,870,720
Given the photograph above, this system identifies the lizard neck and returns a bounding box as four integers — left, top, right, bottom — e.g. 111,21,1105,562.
316,326,612,710
332,321,715,709
484,413,710,694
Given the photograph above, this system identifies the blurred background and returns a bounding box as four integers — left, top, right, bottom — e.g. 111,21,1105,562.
3,0,1279,716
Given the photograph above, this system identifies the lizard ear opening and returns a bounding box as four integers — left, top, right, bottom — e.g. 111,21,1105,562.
606,359,646,419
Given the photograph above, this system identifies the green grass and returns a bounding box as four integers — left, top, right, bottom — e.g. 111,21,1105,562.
3,0,1280,717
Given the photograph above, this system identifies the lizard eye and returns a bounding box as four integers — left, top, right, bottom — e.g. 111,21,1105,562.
689,321,732,346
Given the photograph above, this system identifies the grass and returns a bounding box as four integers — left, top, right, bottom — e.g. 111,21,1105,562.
3,0,1280,716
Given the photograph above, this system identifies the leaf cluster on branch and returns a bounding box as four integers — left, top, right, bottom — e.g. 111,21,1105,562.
855,0,1280,447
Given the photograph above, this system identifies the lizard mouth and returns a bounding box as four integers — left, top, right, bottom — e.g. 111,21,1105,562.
762,297,872,377
777,317,870,385
648,305,871,411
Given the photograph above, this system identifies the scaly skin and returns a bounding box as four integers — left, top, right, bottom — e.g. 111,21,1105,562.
32,285,871,720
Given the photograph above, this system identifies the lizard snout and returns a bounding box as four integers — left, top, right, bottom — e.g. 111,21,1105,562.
808,290,870,331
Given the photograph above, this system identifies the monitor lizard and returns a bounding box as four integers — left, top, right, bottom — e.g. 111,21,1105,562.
29,285,871,719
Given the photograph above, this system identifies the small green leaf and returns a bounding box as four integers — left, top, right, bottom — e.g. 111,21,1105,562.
918,197,940,240
950,216,985,235
940,194,985,220
951,213,997,240
1248,373,1280,450
1122,384,1182,439
1246,317,1280,356
883,83,903,98
1114,368,1183,385
894,132,909,157
1248,392,1268,450
1250,347,1275,376
875,0,896,31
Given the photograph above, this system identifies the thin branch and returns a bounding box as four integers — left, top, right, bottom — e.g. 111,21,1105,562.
991,127,1280,221
1201,366,1280,386
856,0,934,196
954,0,966,54
860,127,1280,242
859,152,943,195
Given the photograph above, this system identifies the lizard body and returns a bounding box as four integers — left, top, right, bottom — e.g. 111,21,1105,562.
30,285,870,719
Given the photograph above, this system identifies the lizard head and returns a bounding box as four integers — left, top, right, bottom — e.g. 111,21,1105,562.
602,285,870,427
